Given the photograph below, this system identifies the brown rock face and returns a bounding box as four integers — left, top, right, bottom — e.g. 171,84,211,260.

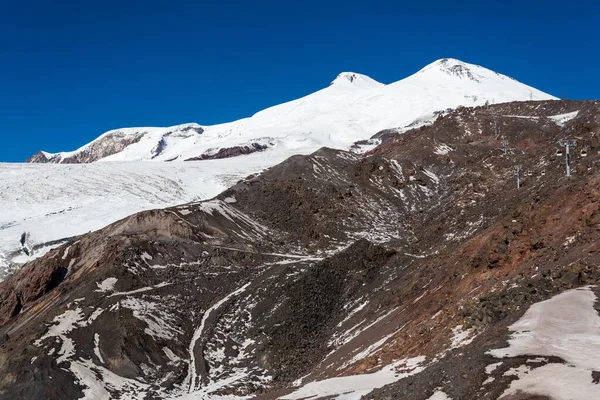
25,151,50,163
0,255,67,326
3,99,600,399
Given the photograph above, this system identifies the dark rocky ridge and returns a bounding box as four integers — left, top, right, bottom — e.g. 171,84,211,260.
185,142,271,161
3,99,600,399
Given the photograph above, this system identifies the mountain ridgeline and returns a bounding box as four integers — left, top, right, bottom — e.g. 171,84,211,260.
26,58,555,164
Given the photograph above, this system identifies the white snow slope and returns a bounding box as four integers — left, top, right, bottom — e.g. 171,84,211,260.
1,58,556,278
0,159,262,278
489,286,600,399
39,58,556,163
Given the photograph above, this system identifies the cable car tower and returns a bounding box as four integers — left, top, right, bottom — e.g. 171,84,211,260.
501,136,508,154
558,139,577,177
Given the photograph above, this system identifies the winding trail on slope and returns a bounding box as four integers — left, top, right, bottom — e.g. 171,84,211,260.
186,282,252,393
211,245,324,261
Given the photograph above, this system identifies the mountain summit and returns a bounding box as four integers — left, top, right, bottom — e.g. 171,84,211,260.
417,58,504,81
28,58,556,164
329,72,383,88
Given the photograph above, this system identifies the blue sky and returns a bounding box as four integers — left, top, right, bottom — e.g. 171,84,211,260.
1,0,598,162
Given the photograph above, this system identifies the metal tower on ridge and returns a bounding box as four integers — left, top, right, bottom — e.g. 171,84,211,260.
558,139,577,177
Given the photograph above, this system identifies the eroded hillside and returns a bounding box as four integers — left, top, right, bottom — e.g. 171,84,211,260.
1,100,600,399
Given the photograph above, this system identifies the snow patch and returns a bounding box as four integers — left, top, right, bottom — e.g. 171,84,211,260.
109,281,171,297
34,306,104,364
450,325,476,349
431,310,443,320
485,362,502,374
488,286,600,399
482,376,495,385
163,347,182,364
423,168,440,184
120,297,183,340
548,111,579,127
337,300,369,328
428,391,452,400
93,333,104,363
281,356,427,400
498,363,600,399
563,235,576,247
434,144,453,155
71,358,149,399
61,246,71,260
34,308,85,364
488,286,600,370
96,277,118,293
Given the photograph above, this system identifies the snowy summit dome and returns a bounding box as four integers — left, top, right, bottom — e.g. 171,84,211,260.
329,72,383,89
417,58,504,83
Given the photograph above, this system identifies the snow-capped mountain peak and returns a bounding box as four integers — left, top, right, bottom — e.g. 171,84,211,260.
418,58,510,83
28,58,557,164
329,72,383,89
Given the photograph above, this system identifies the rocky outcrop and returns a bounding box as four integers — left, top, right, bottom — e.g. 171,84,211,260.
27,131,147,163
185,142,270,161
27,124,204,163
25,151,51,163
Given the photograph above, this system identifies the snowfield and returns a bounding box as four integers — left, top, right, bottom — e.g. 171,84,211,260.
39,59,556,164
0,156,276,278
280,356,427,400
489,286,600,399
1,58,557,278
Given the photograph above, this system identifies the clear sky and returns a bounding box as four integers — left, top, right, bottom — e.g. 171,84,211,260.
1,0,598,162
